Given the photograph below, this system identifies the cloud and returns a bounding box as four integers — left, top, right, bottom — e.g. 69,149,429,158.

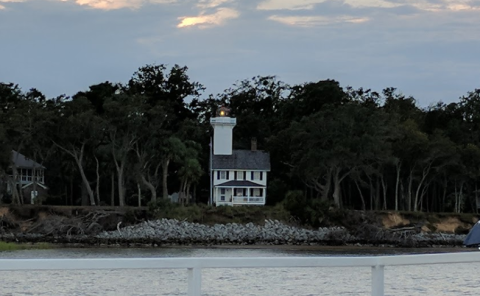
257,0,327,10
257,0,480,12
177,7,239,28
343,0,402,9
65,0,176,10
268,14,369,26
0,0,24,9
197,0,232,9
443,0,480,11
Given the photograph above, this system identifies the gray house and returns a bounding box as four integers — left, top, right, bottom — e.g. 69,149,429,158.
210,106,271,206
8,150,47,204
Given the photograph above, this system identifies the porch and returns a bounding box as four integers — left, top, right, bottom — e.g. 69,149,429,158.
214,181,266,206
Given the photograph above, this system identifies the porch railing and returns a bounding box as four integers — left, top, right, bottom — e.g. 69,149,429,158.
1,252,479,296
232,196,265,203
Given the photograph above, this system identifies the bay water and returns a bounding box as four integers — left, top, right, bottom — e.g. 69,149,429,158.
0,246,479,296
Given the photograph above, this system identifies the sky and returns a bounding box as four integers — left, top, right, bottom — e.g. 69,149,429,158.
0,0,479,106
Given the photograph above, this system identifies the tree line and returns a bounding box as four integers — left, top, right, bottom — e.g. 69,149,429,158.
1,64,479,213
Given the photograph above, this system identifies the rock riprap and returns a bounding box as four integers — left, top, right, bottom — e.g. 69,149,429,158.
95,219,465,246
96,219,353,245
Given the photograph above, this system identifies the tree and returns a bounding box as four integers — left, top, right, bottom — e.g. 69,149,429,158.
280,102,392,208
177,140,203,205
159,136,185,199
103,93,147,206
50,97,104,206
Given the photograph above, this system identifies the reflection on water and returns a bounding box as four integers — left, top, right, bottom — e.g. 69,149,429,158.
1,246,479,296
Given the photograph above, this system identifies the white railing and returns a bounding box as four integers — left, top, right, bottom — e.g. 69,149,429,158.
210,117,236,125
233,196,265,204
1,252,480,296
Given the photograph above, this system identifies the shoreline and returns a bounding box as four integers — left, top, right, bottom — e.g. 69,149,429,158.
2,240,473,255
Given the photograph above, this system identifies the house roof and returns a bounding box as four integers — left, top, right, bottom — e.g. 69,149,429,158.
212,150,270,171
12,150,45,169
21,182,48,189
216,180,265,187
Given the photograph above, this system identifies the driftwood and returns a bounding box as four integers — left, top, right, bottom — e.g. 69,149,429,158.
25,210,112,236
388,226,416,232
0,214,19,233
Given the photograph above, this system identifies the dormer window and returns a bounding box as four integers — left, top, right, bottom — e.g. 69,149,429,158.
217,171,229,180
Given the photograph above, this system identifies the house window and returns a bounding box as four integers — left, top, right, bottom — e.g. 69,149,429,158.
220,171,226,179
237,171,244,180
220,196,225,201
220,188,226,194
253,171,260,180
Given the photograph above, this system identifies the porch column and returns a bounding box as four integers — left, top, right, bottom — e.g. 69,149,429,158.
263,188,266,204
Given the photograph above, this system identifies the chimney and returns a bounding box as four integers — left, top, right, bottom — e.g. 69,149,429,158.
251,138,257,151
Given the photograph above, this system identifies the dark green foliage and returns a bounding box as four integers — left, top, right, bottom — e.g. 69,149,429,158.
282,190,332,227
147,199,291,224
2,65,480,215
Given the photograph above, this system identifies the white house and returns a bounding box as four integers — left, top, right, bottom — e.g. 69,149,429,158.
210,106,270,206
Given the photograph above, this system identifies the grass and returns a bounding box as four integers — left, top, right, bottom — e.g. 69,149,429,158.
0,241,52,252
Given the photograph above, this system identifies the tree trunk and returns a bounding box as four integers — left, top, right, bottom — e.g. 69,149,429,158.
74,153,95,206
407,169,414,212
117,165,125,206
162,158,170,199
414,164,431,212
95,155,101,206
354,179,366,211
441,176,448,212
332,169,342,208
141,174,157,203
70,178,74,206
32,166,37,204
395,163,401,211
380,174,388,210
112,147,126,206
7,176,21,205
137,183,142,207
368,176,374,211
81,181,88,206
186,183,192,205
457,181,464,213
53,141,95,206
111,172,115,206
476,183,479,214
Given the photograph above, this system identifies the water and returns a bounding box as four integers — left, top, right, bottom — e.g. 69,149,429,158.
0,246,479,296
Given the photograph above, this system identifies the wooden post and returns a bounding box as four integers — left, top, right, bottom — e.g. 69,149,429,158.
187,267,201,296
371,265,384,296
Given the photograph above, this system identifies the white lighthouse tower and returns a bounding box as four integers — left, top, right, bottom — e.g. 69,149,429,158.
210,106,236,155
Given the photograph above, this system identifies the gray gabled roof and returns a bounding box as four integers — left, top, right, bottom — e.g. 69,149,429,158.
12,150,45,169
216,180,265,187
212,150,270,171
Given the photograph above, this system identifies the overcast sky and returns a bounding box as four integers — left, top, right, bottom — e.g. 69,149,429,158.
0,0,479,106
